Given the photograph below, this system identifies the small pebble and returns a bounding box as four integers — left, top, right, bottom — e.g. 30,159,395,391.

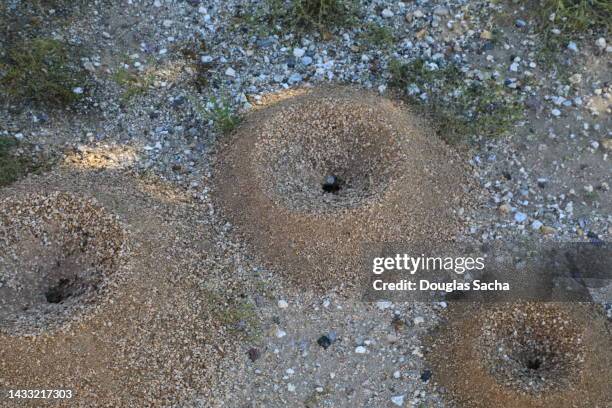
595,37,606,50
567,42,578,52
514,212,527,223
391,395,405,406
381,9,394,18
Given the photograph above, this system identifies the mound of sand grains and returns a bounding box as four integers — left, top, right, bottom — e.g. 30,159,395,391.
427,303,612,408
0,169,239,407
0,192,128,335
213,87,473,290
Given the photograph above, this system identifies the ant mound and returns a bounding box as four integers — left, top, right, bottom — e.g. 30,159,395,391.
0,170,239,406
214,87,471,290
427,303,612,408
0,192,127,335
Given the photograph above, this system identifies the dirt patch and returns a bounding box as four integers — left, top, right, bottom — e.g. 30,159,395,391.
0,192,127,335
213,87,474,291
426,303,612,408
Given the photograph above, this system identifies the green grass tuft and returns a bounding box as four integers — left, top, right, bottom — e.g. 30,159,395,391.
190,95,241,135
204,290,261,341
240,0,359,37
112,67,154,102
0,38,90,107
0,139,40,187
389,58,523,143
528,0,611,34
361,23,395,46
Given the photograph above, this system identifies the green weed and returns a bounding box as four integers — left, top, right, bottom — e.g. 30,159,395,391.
0,38,90,107
526,0,611,34
240,0,359,37
190,95,241,135
361,23,395,46
112,67,154,102
204,290,261,341
389,58,523,143
0,139,47,187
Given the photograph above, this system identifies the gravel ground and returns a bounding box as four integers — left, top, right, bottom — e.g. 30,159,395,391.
0,0,610,407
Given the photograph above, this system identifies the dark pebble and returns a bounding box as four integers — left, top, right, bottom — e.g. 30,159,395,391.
247,347,261,362
37,112,49,123
421,369,432,382
322,175,341,193
257,38,275,48
586,231,599,239
482,41,494,51
317,335,332,349
171,96,186,108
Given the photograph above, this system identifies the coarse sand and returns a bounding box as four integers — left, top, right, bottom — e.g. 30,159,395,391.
0,191,128,335
426,302,612,408
213,87,474,291
0,167,239,407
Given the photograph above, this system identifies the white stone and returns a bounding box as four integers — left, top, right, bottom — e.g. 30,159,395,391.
225,67,236,77
514,212,527,223
595,37,606,50
275,328,287,338
278,300,288,309
413,316,425,325
382,9,394,18
376,300,392,310
433,6,449,16
293,48,306,58
391,395,405,406
355,346,367,354
569,73,582,84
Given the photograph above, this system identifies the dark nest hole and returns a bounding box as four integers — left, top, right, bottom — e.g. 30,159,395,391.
525,357,541,371
44,277,88,304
